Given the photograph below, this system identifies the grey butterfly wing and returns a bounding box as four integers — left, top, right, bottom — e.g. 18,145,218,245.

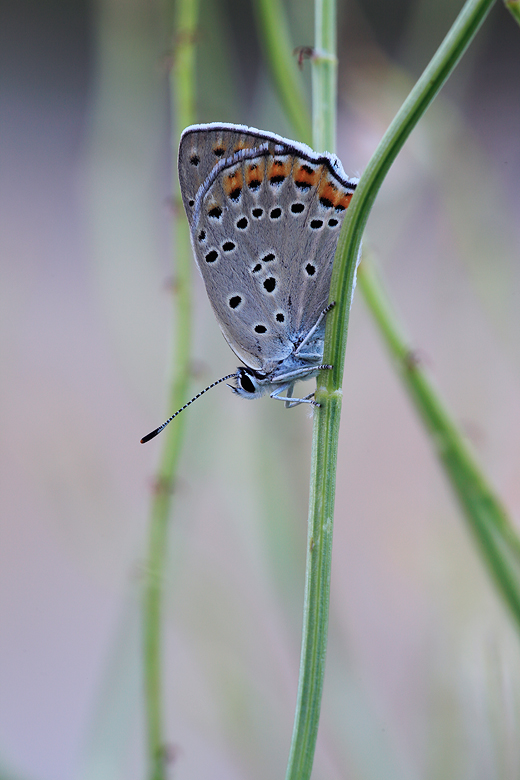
261,154,357,352
178,124,357,372
179,124,276,215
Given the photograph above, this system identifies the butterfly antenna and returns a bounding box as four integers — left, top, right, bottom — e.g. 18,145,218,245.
140,372,239,443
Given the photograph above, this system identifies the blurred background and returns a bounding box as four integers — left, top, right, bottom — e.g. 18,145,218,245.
1,1,520,778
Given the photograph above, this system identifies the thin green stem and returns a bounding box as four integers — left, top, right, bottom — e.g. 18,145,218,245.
143,1,199,778
325,0,520,637
358,259,520,626
286,0,497,778
505,0,520,25
311,0,337,152
285,3,337,779
325,0,496,389
254,0,312,146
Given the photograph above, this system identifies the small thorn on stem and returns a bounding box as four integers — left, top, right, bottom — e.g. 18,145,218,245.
293,45,315,69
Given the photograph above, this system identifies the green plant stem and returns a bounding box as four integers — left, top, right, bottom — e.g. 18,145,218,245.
286,0,497,778
311,0,337,153
358,259,520,624
505,0,520,25
325,0,496,388
285,3,337,779
254,0,312,146
143,1,199,778
327,0,520,635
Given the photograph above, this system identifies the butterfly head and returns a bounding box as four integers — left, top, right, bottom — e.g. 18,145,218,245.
230,366,272,400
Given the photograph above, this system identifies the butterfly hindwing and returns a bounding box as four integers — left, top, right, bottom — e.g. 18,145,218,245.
178,124,357,373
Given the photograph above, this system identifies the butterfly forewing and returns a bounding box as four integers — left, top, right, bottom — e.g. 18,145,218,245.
179,125,273,215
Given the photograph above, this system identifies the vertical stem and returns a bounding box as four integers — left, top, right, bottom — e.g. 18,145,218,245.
288,0,496,777
285,4,338,780
504,0,520,25
312,0,337,151
254,0,312,145
143,1,199,778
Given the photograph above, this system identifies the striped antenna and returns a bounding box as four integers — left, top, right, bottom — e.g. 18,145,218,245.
140,372,239,444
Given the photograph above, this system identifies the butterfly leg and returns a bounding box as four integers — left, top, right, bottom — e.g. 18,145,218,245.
284,382,294,408
283,383,319,408
271,364,332,385
285,392,317,408
270,384,319,407
294,301,336,356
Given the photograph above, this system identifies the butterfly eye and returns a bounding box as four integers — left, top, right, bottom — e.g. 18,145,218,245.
240,374,256,394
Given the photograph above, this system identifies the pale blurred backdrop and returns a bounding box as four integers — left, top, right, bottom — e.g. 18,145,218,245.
1,1,520,779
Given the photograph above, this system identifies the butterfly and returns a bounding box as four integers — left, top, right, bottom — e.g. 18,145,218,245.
141,123,357,443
